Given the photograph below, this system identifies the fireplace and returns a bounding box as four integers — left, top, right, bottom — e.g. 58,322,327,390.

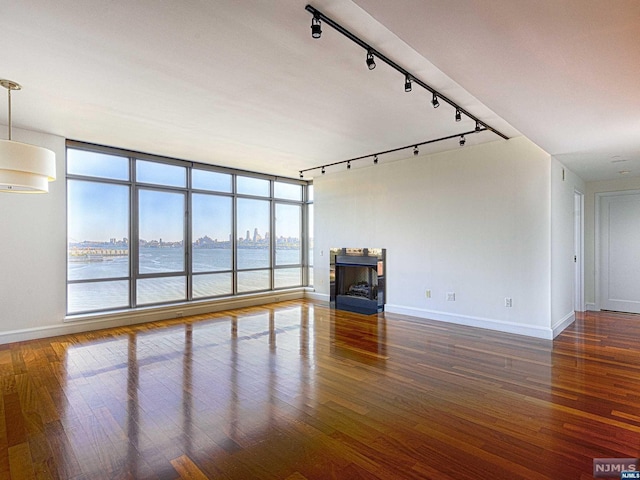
330,248,386,315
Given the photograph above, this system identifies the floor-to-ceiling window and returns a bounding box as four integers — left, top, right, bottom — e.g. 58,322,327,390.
191,170,233,298
66,142,309,315
274,181,303,289
306,184,314,287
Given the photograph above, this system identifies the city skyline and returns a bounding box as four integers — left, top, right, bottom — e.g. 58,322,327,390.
69,182,301,243
69,228,302,247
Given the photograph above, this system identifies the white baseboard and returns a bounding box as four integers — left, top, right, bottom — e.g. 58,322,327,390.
304,291,330,302
1,291,574,345
0,290,305,345
385,304,555,340
552,311,575,338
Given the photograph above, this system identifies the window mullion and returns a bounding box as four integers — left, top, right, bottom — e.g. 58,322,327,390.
130,157,137,309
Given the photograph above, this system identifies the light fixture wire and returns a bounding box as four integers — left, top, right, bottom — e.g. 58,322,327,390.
1,80,20,141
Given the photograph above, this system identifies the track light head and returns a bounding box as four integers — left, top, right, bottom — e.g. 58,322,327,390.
413,146,419,156
299,171,303,179
300,6,508,144
347,161,351,170
366,50,376,70
311,14,322,39
321,166,326,174
459,135,466,147
373,155,378,164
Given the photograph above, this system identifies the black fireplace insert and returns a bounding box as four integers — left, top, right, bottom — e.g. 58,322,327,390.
330,248,386,315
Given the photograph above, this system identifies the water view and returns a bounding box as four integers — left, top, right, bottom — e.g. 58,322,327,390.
67,246,303,314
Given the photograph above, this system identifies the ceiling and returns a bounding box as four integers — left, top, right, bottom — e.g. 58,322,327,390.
1,0,639,181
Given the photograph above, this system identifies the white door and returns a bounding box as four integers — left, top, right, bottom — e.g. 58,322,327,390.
600,192,640,313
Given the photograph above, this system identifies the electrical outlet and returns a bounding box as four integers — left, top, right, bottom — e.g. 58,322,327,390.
176,311,184,318
505,297,513,307
447,292,456,301
425,289,431,298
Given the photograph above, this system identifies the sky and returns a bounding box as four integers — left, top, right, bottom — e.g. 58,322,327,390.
67,149,302,243
68,181,301,243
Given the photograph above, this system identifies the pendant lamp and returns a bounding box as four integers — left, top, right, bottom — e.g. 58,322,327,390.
0,79,56,193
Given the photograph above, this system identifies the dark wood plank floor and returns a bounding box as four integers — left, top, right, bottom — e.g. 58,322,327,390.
1,300,639,479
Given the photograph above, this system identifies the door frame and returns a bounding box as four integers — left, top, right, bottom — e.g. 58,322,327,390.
574,190,584,312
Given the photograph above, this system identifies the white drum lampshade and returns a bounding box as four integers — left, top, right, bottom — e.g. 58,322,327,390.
0,139,56,193
0,79,56,194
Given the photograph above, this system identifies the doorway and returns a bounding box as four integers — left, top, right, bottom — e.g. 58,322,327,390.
597,190,640,314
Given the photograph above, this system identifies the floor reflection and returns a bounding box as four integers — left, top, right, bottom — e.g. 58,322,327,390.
62,303,316,478
330,312,388,366
28,303,640,478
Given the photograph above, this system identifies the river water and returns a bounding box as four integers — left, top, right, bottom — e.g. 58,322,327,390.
68,247,303,313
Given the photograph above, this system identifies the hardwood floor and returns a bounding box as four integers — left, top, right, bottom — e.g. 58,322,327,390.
1,301,639,479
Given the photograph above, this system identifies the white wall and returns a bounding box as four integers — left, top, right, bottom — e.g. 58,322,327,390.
584,176,640,309
314,136,558,338
1,128,67,333
550,157,585,334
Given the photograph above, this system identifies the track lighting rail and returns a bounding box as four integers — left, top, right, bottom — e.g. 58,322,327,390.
299,128,486,177
304,4,509,141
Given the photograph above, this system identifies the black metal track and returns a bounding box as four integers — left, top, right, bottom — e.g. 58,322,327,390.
304,4,509,141
300,129,485,175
